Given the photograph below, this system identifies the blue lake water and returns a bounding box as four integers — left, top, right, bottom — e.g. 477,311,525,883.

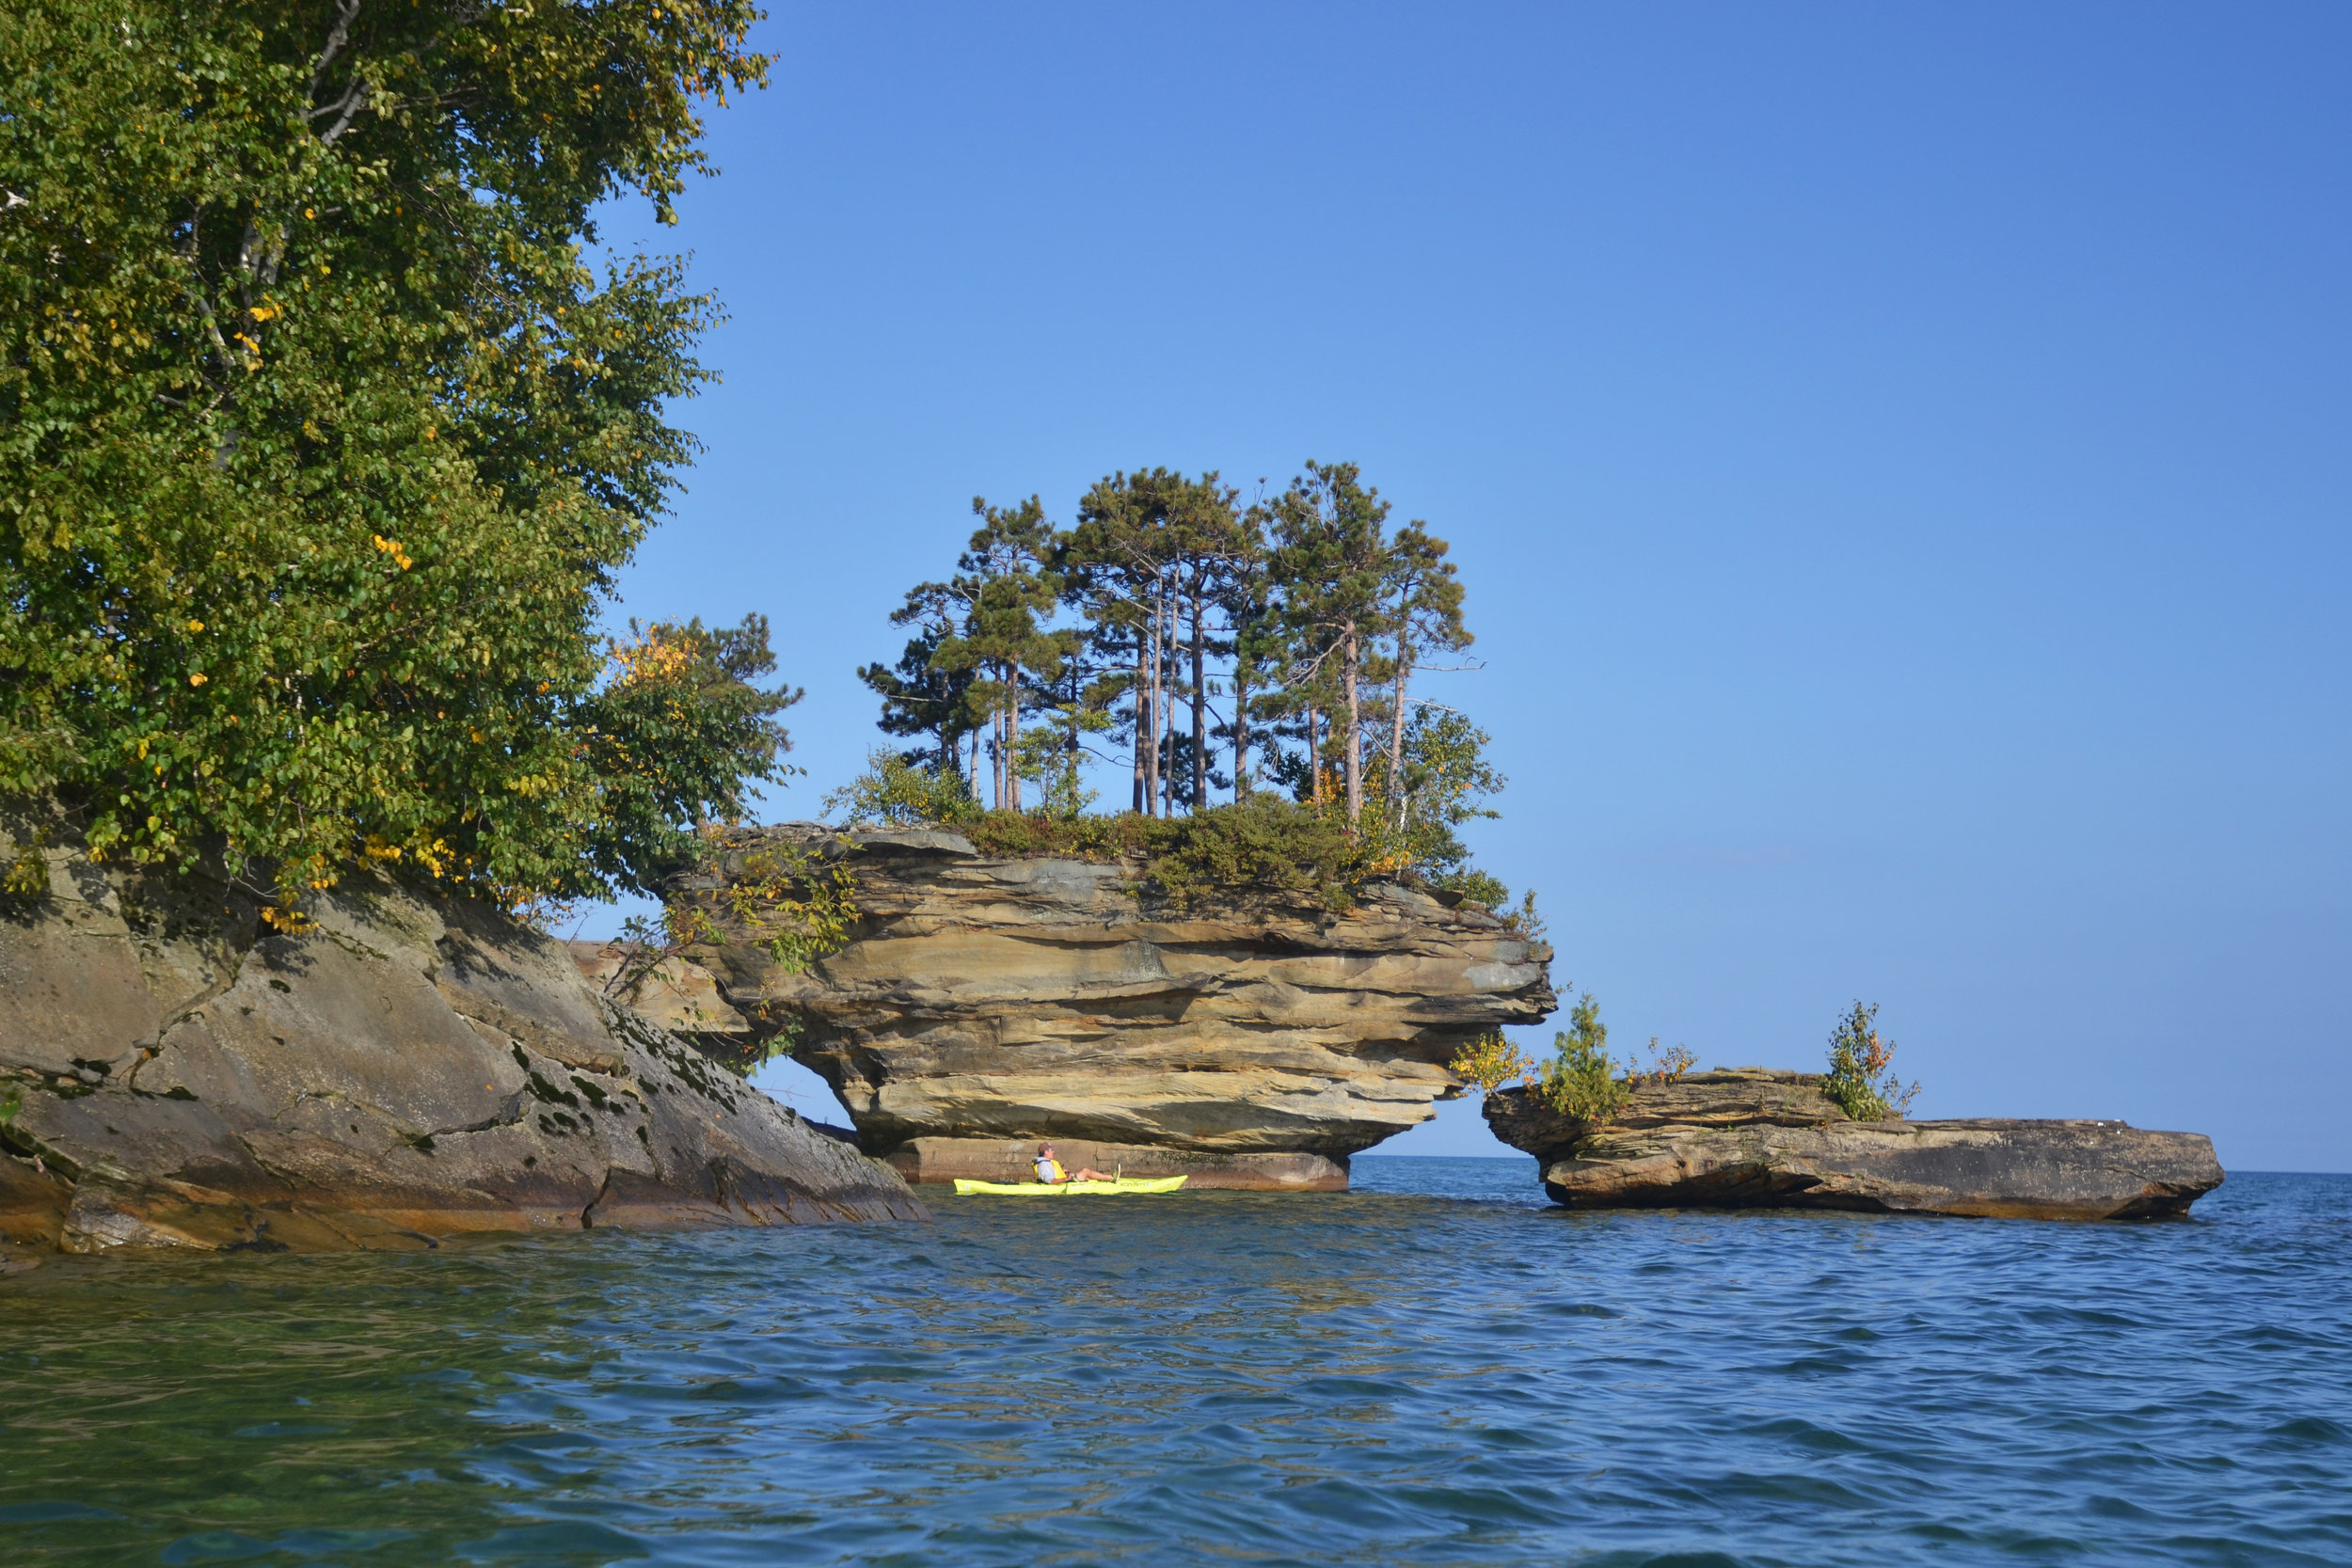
3,1157,2348,1566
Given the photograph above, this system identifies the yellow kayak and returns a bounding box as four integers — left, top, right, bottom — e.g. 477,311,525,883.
951,1176,1188,1196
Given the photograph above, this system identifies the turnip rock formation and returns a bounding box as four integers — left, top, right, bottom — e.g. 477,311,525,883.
0,828,928,1261
1484,1069,2224,1220
670,824,1560,1189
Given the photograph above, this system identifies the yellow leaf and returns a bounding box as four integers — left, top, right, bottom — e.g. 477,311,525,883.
188,672,207,687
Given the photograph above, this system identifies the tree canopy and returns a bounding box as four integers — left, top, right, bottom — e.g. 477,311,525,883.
849,461,1519,912
0,0,784,908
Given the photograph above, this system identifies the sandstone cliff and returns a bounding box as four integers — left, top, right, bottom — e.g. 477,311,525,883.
675,824,1559,1188
1485,1069,2223,1220
0,829,926,1259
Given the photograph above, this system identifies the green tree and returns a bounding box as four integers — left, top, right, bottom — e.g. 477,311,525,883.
0,0,770,905
859,582,981,780
580,615,801,890
1362,708,1505,897
1378,523,1471,823
1263,462,1395,825
931,497,1063,811
1534,993,1629,1123
1065,468,1182,816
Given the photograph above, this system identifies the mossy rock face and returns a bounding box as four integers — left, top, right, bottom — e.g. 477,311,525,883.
671,824,1559,1180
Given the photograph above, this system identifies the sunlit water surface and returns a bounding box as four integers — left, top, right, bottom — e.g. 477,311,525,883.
3,1158,2348,1566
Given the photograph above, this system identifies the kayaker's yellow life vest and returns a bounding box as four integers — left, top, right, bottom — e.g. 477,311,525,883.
1033,1158,1065,1184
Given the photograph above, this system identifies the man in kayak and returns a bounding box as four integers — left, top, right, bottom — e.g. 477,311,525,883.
1033,1144,1112,1184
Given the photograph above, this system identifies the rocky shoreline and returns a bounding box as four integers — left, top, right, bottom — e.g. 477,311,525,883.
670,824,1559,1189
4,818,2231,1246
1485,1069,2225,1219
0,833,927,1259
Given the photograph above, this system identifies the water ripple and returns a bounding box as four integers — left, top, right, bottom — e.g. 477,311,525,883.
1,1163,2347,1565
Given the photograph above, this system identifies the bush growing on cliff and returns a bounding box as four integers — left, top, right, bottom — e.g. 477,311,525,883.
823,749,981,829
0,0,777,910
1449,998,1695,1110
1821,1001,1919,1120
1533,993,1631,1123
1447,1032,1533,1092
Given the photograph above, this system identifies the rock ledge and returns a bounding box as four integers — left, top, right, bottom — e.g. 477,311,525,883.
1485,1069,2223,1220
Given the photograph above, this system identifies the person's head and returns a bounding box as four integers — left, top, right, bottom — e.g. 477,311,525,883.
1039,1144,1056,1158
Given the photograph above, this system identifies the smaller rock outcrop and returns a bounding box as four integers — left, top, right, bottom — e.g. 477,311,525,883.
1,827,927,1259
1485,1069,2224,1220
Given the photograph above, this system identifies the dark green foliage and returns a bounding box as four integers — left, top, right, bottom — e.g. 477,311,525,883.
857,620,977,776
580,616,802,892
852,457,1534,918
0,0,771,903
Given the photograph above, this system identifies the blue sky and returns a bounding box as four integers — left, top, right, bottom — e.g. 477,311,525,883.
586,3,2350,1171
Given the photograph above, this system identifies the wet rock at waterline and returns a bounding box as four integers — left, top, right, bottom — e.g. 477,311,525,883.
0,832,927,1258
674,823,1559,1187
1485,1069,2224,1220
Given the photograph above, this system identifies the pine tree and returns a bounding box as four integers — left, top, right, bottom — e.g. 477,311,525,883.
932,497,1063,810
1377,523,1471,826
1263,462,1396,825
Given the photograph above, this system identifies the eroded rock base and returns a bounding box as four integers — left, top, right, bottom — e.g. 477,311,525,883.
882,1136,1347,1190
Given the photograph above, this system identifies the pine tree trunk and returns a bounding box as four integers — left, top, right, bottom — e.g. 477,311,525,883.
1189,584,1206,813
1008,664,1022,812
1144,592,1161,816
1389,642,1412,828
1308,706,1320,802
1343,623,1362,824
1232,661,1250,800
1132,629,1148,815
992,687,1005,811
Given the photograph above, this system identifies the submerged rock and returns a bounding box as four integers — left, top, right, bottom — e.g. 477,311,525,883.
0,832,927,1258
675,824,1558,1188
1485,1069,2224,1220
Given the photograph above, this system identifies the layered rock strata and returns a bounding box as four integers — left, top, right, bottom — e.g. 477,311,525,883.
0,832,927,1259
1485,1069,2224,1220
675,824,1559,1188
